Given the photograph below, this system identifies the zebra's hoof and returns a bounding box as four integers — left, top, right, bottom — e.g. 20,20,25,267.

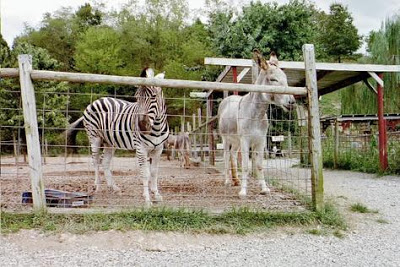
260,189,270,195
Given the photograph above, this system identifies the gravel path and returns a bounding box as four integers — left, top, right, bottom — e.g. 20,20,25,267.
1,169,399,266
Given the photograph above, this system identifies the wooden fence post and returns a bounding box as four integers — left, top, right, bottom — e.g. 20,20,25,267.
207,94,215,166
334,119,339,168
192,113,198,158
303,44,324,212
198,108,204,162
18,54,46,212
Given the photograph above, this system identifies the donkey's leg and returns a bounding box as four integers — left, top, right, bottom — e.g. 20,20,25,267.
230,142,240,186
102,146,120,192
239,138,250,198
149,147,163,202
254,142,270,195
222,137,232,186
90,136,102,191
137,147,151,206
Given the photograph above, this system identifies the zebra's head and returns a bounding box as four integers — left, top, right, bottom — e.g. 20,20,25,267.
136,68,167,133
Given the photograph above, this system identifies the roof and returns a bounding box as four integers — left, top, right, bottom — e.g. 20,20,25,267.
204,58,400,96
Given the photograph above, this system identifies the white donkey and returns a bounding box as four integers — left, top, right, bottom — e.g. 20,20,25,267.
218,50,295,198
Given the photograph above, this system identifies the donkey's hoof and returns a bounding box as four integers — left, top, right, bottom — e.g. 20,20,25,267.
239,191,247,199
112,185,121,193
153,194,163,203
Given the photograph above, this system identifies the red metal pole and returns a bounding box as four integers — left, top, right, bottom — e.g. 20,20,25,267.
377,73,388,171
232,66,238,95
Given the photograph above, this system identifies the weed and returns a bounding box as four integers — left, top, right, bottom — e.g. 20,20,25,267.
350,203,378,214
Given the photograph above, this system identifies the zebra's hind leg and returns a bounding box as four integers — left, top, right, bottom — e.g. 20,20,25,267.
149,147,163,203
90,137,102,192
102,146,120,193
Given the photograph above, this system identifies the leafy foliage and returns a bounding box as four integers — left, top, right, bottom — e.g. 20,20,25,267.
318,4,361,63
208,0,319,60
341,14,400,114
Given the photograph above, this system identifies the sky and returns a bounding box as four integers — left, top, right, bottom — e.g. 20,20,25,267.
1,0,400,53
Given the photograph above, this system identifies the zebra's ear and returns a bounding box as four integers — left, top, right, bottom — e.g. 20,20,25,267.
155,71,165,79
253,49,268,70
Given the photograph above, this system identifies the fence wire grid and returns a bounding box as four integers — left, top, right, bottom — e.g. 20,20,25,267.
1,81,312,213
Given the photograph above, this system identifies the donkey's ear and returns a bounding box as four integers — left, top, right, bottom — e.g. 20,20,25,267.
268,52,279,66
155,71,165,79
252,49,268,70
140,67,155,78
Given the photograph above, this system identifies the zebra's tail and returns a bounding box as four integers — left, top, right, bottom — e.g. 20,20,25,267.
64,117,85,153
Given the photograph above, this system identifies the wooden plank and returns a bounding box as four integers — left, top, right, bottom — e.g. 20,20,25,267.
29,70,307,95
18,55,46,212
303,44,324,212
363,79,378,94
318,73,369,96
205,57,400,72
216,66,231,82
0,68,19,77
237,68,250,82
368,71,384,87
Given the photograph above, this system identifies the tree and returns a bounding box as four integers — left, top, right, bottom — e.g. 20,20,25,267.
207,0,319,60
0,34,13,67
318,3,361,62
74,26,123,74
341,14,400,114
14,3,103,70
1,43,69,134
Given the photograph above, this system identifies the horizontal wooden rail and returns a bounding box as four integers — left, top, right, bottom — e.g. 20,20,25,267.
0,68,19,78
0,68,307,95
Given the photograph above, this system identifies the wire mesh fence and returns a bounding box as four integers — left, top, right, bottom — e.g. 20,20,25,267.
321,117,400,174
0,81,314,213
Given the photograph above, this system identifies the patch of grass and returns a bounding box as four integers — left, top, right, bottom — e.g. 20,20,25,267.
1,204,346,235
307,228,324,236
350,203,378,214
333,229,345,238
376,218,389,224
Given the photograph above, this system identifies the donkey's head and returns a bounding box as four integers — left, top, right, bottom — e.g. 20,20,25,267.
253,50,295,111
136,67,166,133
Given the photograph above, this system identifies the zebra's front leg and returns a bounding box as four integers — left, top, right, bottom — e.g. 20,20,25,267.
103,146,120,193
149,147,163,202
137,148,152,206
239,139,250,198
90,137,102,192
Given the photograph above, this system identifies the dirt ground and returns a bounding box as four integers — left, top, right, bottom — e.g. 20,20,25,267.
0,155,308,213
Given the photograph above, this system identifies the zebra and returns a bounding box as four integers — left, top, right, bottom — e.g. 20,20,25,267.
67,68,169,205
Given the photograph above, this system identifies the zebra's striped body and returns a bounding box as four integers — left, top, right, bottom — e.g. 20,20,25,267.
68,68,169,205
83,97,169,151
